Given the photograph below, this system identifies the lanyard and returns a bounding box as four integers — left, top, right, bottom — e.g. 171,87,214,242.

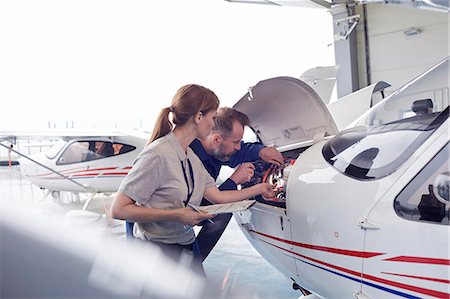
180,159,195,207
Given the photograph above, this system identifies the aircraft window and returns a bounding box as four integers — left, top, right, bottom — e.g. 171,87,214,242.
57,141,90,165
112,143,135,155
394,143,449,225
93,141,114,158
45,140,67,159
323,107,448,180
84,141,133,161
56,141,136,165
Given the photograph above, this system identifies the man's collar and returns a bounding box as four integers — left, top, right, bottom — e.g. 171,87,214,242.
190,139,212,162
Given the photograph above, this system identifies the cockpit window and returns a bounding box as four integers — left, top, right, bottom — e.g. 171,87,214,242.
56,140,136,165
394,143,449,225
111,143,135,155
57,141,90,165
323,57,449,180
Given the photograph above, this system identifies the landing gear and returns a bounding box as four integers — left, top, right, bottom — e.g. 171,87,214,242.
82,192,98,210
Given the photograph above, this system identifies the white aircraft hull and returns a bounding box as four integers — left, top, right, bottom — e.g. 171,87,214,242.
18,135,146,193
234,57,449,298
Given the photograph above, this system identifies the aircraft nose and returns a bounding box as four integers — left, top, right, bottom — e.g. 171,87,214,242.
18,156,34,176
18,153,47,177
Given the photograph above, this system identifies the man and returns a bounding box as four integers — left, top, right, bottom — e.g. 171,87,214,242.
190,107,283,262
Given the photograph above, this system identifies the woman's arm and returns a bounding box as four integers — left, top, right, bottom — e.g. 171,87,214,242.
110,192,214,225
203,183,275,204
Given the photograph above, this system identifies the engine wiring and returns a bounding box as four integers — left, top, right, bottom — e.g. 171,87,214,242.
242,159,296,206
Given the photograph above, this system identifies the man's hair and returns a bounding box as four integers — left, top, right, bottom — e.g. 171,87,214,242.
212,107,250,138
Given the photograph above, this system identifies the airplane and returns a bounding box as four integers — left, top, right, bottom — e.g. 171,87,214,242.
231,56,449,299
0,130,148,209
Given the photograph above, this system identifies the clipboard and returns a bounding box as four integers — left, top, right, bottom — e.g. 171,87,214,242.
191,199,256,215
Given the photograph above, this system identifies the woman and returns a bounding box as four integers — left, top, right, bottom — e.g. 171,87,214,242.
110,84,275,274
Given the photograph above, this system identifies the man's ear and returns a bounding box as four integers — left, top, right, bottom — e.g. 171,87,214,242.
212,133,221,144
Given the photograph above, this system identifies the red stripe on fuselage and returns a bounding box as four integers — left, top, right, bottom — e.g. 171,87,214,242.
262,240,449,299
381,272,450,284
249,229,383,258
384,256,450,266
30,166,132,178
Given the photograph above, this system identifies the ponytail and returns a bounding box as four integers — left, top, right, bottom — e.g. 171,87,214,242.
147,107,172,145
146,84,219,146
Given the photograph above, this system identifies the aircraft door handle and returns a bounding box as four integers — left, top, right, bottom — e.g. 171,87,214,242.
358,219,380,230
280,216,284,231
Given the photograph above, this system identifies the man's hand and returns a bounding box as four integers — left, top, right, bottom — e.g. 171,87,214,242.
230,162,255,185
259,147,284,166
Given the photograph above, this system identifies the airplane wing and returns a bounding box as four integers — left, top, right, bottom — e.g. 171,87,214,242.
0,129,150,152
300,65,339,105
0,129,129,142
224,0,331,9
357,0,449,12
326,81,391,131
226,0,448,12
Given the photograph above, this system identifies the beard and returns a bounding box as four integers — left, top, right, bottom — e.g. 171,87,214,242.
212,144,235,162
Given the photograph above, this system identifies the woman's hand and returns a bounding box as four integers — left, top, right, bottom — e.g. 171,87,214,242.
259,182,276,199
177,207,214,226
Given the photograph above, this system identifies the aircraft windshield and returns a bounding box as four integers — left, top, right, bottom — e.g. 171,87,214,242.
323,57,449,181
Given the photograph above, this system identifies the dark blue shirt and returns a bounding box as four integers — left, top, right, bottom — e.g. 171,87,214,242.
189,139,264,191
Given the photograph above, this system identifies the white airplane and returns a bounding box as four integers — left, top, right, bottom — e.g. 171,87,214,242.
0,130,148,207
232,56,449,299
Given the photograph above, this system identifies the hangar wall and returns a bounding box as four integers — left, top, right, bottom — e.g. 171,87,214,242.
355,4,448,94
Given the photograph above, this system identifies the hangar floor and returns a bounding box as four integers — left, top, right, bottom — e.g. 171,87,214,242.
0,166,300,299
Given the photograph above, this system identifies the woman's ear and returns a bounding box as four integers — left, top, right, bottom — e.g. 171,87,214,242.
195,112,203,125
